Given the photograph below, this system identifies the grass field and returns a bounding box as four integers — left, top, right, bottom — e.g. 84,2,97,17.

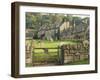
26,39,77,48
65,59,89,65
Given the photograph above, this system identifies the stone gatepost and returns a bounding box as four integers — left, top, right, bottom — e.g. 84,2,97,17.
25,42,33,66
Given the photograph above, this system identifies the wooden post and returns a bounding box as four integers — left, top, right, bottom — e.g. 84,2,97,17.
60,46,64,65
57,46,60,64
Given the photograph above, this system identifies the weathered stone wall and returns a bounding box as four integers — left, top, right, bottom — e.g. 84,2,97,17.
61,44,89,64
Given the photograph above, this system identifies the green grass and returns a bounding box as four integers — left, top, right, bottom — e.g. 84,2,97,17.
26,39,77,48
26,63,33,67
65,59,89,65
32,49,58,62
33,48,58,53
33,54,58,62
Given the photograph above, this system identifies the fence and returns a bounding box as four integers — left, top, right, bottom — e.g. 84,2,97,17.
25,43,89,66
32,48,60,66
25,44,61,66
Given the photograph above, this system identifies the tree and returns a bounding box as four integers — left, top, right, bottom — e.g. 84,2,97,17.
26,12,37,29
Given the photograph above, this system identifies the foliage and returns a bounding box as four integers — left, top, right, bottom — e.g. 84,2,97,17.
26,12,90,41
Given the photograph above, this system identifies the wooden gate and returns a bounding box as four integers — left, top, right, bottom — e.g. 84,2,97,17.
32,47,60,66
